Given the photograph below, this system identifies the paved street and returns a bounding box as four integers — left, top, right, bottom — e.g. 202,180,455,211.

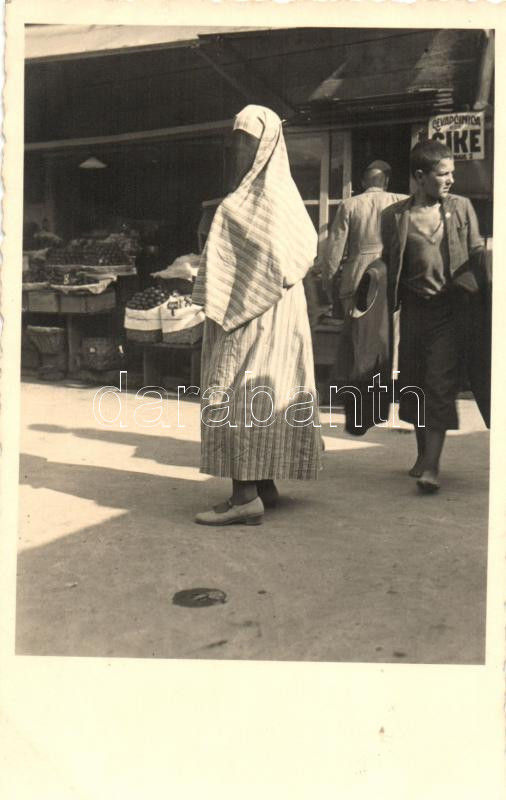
16,379,489,663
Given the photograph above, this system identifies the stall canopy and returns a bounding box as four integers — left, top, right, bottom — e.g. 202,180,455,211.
25,25,263,61
25,27,492,147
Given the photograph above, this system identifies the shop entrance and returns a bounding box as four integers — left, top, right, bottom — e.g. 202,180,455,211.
351,124,412,195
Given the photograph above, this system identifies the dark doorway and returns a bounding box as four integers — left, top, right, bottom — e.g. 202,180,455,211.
351,124,412,196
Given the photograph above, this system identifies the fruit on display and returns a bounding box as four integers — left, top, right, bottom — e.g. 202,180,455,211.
23,261,107,287
126,284,175,310
45,267,68,284
47,238,136,267
67,273,100,286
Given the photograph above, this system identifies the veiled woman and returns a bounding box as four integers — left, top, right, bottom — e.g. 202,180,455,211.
192,105,323,525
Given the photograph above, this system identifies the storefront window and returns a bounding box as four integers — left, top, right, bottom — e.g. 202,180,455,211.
327,130,352,237
285,132,324,238
285,132,323,202
329,131,350,201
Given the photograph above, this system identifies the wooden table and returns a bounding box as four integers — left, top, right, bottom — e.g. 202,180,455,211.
142,340,202,389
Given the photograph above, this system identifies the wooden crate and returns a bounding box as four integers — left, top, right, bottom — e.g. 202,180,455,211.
126,328,162,343
28,290,60,313
60,289,116,315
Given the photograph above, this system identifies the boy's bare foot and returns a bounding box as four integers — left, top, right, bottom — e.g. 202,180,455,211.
416,469,440,493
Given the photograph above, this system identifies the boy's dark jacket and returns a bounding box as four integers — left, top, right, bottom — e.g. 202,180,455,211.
343,193,491,435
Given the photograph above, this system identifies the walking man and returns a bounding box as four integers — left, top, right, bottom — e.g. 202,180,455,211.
322,160,407,314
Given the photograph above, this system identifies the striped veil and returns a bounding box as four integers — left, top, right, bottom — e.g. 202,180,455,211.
193,105,318,332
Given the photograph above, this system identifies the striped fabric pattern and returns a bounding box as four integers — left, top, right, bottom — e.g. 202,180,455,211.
194,105,323,480
200,281,323,480
193,105,318,332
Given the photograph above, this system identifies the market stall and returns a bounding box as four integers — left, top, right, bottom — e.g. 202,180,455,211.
22,231,138,380
23,26,494,396
124,253,203,389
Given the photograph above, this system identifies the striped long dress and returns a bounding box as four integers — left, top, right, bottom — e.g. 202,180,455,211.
200,280,323,480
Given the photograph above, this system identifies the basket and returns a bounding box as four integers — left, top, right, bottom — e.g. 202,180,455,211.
21,332,41,369
27,326,66,355
162,321,204,345
81,337,125,371
160,302,204,345
124,303,164,338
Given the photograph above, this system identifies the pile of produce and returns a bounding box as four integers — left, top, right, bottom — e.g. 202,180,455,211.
47,240,134,267
126,284,174,310
45,247,81,267
46,245,124,267
23,265,47,283
45,267,68,283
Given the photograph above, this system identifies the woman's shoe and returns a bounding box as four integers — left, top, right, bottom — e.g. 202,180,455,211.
195,496,264,526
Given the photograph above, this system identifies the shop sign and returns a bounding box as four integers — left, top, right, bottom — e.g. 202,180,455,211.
428,112,485,161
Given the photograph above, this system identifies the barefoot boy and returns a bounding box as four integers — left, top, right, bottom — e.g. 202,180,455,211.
381,140,489,492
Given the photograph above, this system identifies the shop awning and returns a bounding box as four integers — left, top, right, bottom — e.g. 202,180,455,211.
25,24,266,62
290,28,490,125
25,28,492,148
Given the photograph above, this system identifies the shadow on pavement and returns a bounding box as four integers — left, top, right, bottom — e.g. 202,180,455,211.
16,421,489,663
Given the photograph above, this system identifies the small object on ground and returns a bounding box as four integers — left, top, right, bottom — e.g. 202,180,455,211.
63,378,95,388
172,588,227,607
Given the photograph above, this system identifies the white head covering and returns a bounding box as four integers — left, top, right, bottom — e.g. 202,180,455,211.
193,105,317,332
232,104,266,139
